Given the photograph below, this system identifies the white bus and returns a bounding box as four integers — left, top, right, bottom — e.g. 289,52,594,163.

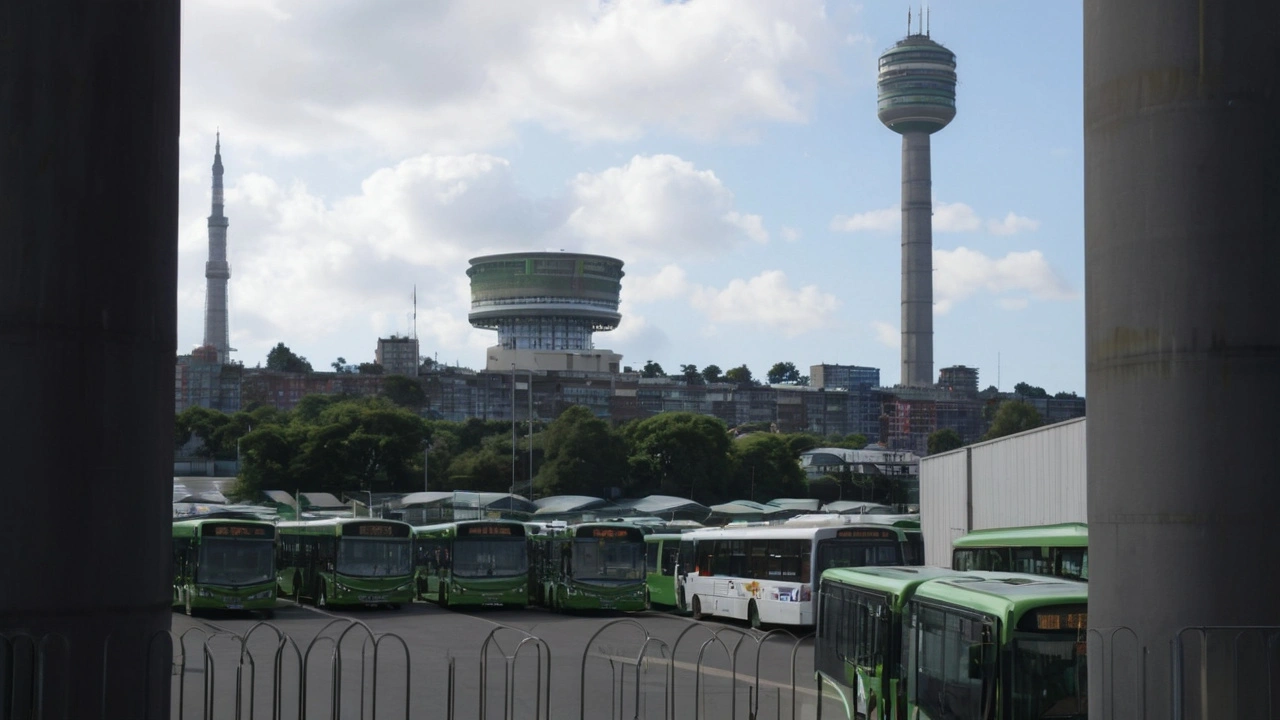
676,523,920,627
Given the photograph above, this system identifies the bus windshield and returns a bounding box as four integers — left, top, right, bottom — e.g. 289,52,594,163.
453,538,527,578
197,538,274,586
1010,634,1088,719
815,538,901,574
337,538,412,577
572,538,645,582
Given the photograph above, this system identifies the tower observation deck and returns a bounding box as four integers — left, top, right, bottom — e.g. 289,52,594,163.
468,252,624,372
877,27,957,387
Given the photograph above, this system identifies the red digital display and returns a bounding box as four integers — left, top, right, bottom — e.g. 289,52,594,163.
576,526,641,541
835,528,895,540
345,522,410,538
460,524,520,537
205,524,273,538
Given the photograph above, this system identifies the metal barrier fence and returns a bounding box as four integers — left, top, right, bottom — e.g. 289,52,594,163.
10,620,1278,719
2,615,812,720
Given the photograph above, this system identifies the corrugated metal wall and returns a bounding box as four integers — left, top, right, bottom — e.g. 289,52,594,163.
920,417,1087,566
919,446,972,566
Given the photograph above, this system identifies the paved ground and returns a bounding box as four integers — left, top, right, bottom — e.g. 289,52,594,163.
169,598,822,719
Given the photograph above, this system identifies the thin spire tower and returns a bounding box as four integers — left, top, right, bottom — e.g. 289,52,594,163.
203,132,232,363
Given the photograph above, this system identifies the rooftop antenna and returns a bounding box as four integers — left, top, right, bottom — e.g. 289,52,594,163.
927,5,931,37
907,8,911,35
412,284,417,340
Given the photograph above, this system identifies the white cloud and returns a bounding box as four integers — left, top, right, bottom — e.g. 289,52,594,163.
987,212,1041,236
181,0,840,156
780,226,802,243
830,206,897,233
872,321,898,349
933,247,1076,314
932,201,982,232
562,155,768,261
627,265,690,303
688,271,838,336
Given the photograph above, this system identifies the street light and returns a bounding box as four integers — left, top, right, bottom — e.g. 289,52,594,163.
423,439,433,493
510,362,517,495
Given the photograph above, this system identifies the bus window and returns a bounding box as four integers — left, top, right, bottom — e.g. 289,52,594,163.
661,545,679,576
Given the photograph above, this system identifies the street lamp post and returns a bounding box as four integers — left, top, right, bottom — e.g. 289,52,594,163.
423,440,432,493
510,362,516,495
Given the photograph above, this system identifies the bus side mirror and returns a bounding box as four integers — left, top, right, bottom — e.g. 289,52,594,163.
968,643,992,679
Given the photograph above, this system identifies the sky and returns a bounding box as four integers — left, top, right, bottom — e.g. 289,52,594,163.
176,1,1085,394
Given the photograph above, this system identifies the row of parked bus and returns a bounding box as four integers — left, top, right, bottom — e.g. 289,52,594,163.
171,515,928,620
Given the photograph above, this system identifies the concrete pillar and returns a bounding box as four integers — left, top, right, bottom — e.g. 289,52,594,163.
901,131,934,387
1085,2,1280,717
0,0,179,717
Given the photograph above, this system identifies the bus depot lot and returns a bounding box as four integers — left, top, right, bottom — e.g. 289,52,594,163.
171,600,819,720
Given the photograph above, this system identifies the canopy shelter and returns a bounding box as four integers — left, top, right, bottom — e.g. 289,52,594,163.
706,499,798,525
611,495,711,522
820,500,896,515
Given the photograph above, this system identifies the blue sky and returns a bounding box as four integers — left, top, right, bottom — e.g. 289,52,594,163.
176,1,1085,394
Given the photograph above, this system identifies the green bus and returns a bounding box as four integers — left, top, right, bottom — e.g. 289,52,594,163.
530,522,647,612
413,520,530,608
816,569,1088,720
952,523,1088,580
276,518,415,609
172,517,278,616
643,533,684,609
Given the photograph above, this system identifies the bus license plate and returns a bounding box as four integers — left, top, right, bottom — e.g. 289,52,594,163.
360,595,386,603
226,602,243,610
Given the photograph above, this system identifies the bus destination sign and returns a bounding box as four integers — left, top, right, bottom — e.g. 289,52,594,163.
460,524,519,537
1035,611,1087,631
578,527,639,541
835,528,895,540
205,524,273,538
346,522,410,538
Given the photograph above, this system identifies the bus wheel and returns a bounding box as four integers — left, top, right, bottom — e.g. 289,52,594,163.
261,609,275,620
692,596,704,621
388,603,401,611
748,600,761,630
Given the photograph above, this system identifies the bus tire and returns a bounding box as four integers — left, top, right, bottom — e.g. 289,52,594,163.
692,595,704,621
748,600,761,630
388,603,401,611
261,609,275,620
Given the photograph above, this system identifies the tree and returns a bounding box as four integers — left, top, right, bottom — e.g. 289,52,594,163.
1013,381,1048,399
1054,391,1079,399
534,405,628,497
331,357,348,373
622,412,732,503
728,433,808,502
796,375,810,387
983,400,1043,440
357,362,384,375
382,374,426,410
641,360,665,378
266,342,313,373
701,365,723,384
724,365,755,387
679,364,704,385
766,362,800,384
229,425,298,502
928,428,964,455
175,406,231,458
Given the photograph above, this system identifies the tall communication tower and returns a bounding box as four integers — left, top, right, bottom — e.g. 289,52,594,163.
878,10,956,387
202,133,232,363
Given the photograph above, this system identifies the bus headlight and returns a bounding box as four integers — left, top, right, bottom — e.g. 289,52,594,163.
248,590,273,600
197,589,213,598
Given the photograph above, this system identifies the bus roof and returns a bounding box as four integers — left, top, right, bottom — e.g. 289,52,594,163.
820,565,966,607
951,523,1088,549
913,572,1088,640
276,517,411,531
172,516,274,537
681,523,910,542
643,533,685,543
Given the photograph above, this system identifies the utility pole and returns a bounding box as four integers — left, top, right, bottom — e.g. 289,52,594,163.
528,370,534,499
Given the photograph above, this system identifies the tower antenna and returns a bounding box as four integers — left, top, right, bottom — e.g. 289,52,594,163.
907,8,911,36
412,285,417,340
927,6,931,37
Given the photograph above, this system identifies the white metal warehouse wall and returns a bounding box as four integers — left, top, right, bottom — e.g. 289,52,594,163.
919,417,1087,566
